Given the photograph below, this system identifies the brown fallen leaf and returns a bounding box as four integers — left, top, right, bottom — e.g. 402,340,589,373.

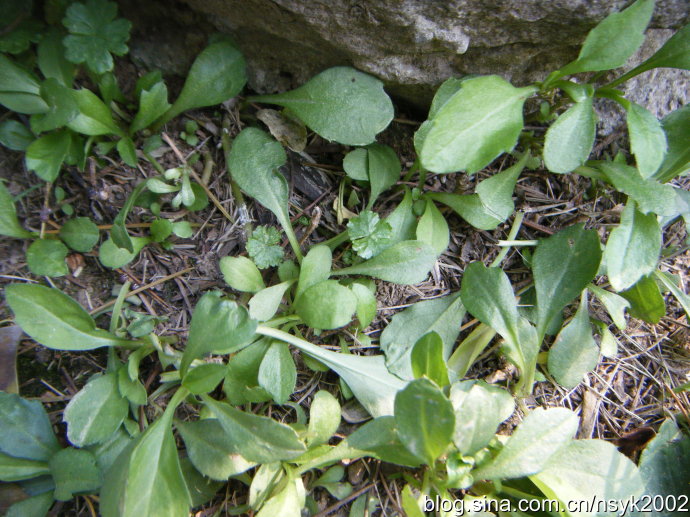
257,108,307,152
0,325,23,393
615,426,655,459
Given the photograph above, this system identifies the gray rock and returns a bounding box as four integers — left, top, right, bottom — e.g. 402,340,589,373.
120,0,689,127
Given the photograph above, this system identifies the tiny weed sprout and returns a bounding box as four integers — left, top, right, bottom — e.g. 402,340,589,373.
0,0,689,515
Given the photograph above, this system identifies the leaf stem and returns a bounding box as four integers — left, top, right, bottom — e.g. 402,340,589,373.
491,212,525,267
496,239,538,247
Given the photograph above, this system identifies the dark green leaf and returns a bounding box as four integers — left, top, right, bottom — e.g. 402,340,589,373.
180,291,257,377
67,88,123,136
0,55,48,114
258,341,297,404
557,0,654,76
472,408,578,480
130,82,170,134
117,367,147,405
62,0,131,74
64,373,128,447
622,22,690,81
654,270,690,321
294,280,357,330
4,492,54,517
60,217,99,252
450,380,514,455
116,138,138,167
246,226,284,269
5,284,137,350
639,419,690,503
625,101,667,177
410,332,450,387
25,130,71,181
604,200,661,291
202,396,306,463
37,30,76,87
345,416,422,467
0,120,34,151
446,324,496,379
547,294,599,389
342,148,369,181
181,363,226,395
653,104,690,182
620,274,665,324
366,144,401,208
394,378,455,464
543,98,596,173
532,224,602,338
150,218,173,243
347,210,393,259
380,292,464,380
30,79,78,134
219,256,265,293
176,419,255,480
49,447,101,500
0,392,60,461
250,67,393,146
0,452,50,481
0,181,31,238
418,75,535,173
110,181,149,253
333,240,437,285
26,239,69,277
415,199,449,255
160,41,246,125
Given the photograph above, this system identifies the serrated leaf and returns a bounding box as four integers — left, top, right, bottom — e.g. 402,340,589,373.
533,224,602,338
258,341,297,404
62,0,131,74
294,280,357,330
49,447,101,501
219,256,265,293
547,294,599,389
26,239,69,277
410,332,450,387
246,226,284,269
472,408,578,480
0,392,60,461
626,102,667,177
418,75,535,173
394,378,455,464
5,283,138,350
0,181,31,238
653,104,690,183
251,67,393,146
347,210,393,259
25,130,71,181
544,98,596,173
60,217,99,252
620,274,665,324
604,200,661,291
64,373,129,447
130,82,170,134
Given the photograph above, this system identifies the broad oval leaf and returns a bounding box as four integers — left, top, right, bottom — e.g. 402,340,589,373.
620,274,665,324
258,341,297,404
251,67,394,146
532,224,602,338
219,256,265,293
418,75,535,173
49,447,101,501
543,98,596,173
5,284,138,350
0,392,60,461
202,396,306,463
332,240,437,285
604,200,661,291
410,332,450,387
249,280,295,321
394,378,455,464
26,239,68,277
307,391,341,448
64,373,129,447
626,102,667,178
98,236,149,269
294,280,357,330
59,217,99,252
472,408,578,480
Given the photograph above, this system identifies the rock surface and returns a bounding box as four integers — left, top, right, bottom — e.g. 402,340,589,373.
120,0,689,124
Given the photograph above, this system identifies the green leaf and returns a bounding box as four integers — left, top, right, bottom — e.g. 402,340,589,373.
654,104,690,182
639,420,690,503
172,221,193,238
380,292,465,380
251,67,393,146
416,199,449,255
26,239,69,277
60,217,99,252
249,280,295,321
418,75,535,173
333,240,437,285
0,392,60,461
0,55,48,114
160,40,246,125
4,492,54,517
344,416,422,467
247,226,284,269
176,419,255,480
654,270,690,321
634,23,690,76
98,236,149,268
37,30,75,87
625,101,667,177
219,255,265,293
447,323,496,379
67,88,123,136
347,210,393,259
117,137,138,167
342,148,369,181
472,408,578,480
62,0,131,74
604,200,661,291
258,341,297,404
117,366,147,405
385,187,417,244
0,119,34,151
256,478,303,517
620,274,665,324
295,244,331,298
5,283,138,350
25,130,71,181
533,224,602,338
150,218,173,243
294,280,357,330
307,391,341,448
64,373,128,447
556,0,654,76
531,440,644,510
349,281,377,329
180,291,257,377
49,447,101,501
410,332,450,387
0,181,31,238
543,98,596,173
100,408,191,517
110,181,149,253
366,144,401,208
130,82,170,134
450,381,515,456
31,79,79,134
394,378,455,464
0,452,50,481
594,161,679,216
202,396,306,463
588,284,630,330
547,294,599,389
181,363,226,395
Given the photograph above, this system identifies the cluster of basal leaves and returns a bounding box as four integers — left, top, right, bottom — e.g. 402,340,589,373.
1,0,690,515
